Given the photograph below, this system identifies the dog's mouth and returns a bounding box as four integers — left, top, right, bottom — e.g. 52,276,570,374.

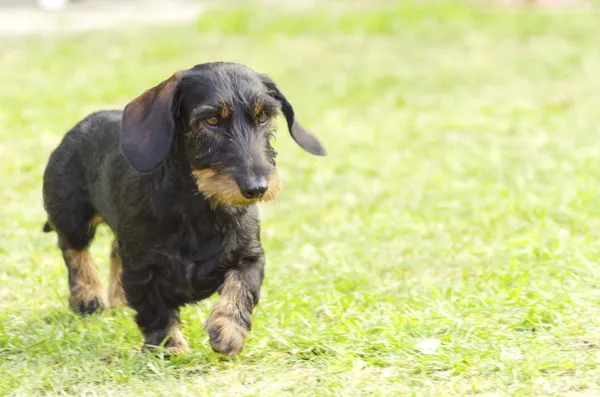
191,169,281,207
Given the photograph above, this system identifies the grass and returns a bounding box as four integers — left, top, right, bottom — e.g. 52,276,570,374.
3,1,600,395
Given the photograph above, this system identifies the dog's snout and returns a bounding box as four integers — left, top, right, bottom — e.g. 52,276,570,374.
240,176,268,199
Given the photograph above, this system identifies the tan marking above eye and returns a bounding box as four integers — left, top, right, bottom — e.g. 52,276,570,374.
219,104,231,119
205,116,219,127
257,111,269,124
253,102,264,116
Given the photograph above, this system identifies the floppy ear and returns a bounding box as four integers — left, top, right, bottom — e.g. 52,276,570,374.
120,71,184,172
260,75,326,156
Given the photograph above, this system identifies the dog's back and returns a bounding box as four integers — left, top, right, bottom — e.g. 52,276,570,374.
43,110,123,191
43,110,127,235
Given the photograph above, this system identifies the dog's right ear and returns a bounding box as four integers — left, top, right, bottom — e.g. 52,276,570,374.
120,71,184,172
259,74,326,156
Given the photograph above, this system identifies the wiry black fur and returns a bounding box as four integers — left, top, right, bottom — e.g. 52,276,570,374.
42,62,325,355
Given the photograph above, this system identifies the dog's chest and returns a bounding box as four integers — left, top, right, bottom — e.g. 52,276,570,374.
158,216,237,303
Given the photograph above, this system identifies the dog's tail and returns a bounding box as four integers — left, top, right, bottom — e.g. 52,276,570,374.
43,221,53,233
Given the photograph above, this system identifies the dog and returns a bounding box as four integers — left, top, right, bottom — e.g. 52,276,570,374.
42,62,326,355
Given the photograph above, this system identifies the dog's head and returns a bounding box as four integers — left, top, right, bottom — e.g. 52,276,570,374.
120,62,326,206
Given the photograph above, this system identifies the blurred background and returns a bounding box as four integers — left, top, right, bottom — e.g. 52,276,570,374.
0,0,593,36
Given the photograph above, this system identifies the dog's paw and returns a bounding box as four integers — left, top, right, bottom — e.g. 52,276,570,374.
69,290,106,315
144,326,190,356
204,313,248,356
163,342,190,356
164,326,190,355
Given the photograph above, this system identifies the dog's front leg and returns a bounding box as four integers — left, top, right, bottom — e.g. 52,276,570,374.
121,267,189,355
205,254,265,356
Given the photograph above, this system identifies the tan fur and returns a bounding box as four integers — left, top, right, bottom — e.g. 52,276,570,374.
144,321,190,355
205,314,247,355
126,72,183,122
65,248,106,311
108,240,126,308
191,168,281,207
90,214,104,228
164,325,190,355
204,271,251,356
219,103,231,119
253,101,264,116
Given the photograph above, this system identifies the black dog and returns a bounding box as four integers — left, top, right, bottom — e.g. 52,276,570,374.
42,62,325,355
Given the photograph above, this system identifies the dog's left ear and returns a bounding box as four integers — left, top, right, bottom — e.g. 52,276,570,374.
120,71,185,172
260,75,326,156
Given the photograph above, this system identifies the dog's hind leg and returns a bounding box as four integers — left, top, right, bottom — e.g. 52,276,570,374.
60,245,106,314
108,239,126,308
43,152,107,314
56,215,107,314
46,190,106,315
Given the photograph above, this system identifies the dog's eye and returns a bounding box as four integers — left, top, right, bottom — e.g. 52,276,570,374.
205,116,219,127
257,111,269,125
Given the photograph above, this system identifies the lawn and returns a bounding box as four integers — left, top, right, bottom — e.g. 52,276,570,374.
2,2,600,396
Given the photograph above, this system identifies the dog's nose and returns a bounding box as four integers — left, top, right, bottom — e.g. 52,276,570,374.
240,176,268,199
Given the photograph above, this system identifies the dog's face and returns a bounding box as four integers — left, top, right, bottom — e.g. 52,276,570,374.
179,65,283,205
120,62,326,207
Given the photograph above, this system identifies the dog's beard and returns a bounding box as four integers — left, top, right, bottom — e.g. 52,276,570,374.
191,169,281,208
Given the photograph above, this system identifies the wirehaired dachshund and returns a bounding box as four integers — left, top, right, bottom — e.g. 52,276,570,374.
42,62,326,355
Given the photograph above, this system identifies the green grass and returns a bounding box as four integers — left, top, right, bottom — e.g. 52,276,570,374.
3,1,600,395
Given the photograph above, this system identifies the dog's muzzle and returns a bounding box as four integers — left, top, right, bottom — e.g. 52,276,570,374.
191,169,281,206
